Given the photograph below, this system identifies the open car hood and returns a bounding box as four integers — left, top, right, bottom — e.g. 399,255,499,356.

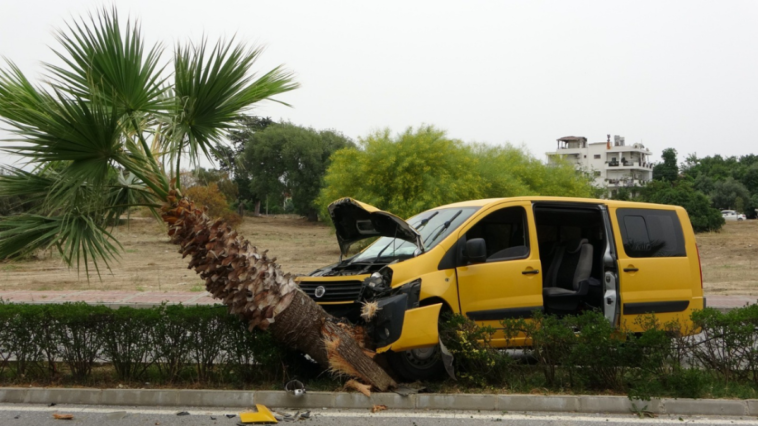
328,198,423,257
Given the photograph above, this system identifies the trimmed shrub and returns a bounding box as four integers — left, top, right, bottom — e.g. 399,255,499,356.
101,307,160,381
440,314,517,387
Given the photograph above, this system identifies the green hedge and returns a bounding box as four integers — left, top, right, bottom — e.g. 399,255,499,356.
2,301,758,399
0,302,315,386
441,307,758,399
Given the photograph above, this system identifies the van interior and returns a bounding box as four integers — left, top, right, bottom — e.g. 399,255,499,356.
533,205,607,315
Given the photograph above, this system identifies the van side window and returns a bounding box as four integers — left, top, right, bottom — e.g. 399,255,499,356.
466,206,529,262
616,208,686,258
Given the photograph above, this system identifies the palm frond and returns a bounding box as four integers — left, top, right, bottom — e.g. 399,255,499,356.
0,212,121,278
167,38,298,176
0,214,62,260
0,61,50,126
0,86,123,184
0,166,56,209
104,170,159,224
45,6,167,116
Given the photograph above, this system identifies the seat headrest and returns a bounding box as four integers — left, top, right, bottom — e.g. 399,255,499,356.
565,238,588,254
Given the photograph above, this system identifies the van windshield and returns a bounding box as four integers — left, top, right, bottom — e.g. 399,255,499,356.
350,207,479,263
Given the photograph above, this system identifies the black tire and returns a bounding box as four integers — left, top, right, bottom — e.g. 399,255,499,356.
387,344,445,381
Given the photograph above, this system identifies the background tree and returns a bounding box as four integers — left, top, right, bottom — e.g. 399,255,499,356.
317,126,485,220
709,177,751,211
317,126,595,220
640,180,724,232
471,143,596,200
680,152,758,218
653,148,679,182
242,122,354,220
216,116,274,214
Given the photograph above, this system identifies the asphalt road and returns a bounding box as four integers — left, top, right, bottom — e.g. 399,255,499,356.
2,404,757,426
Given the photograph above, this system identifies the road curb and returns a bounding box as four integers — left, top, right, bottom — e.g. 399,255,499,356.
0,387,755,416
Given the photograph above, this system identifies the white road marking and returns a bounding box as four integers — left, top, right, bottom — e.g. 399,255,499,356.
0,404,755,424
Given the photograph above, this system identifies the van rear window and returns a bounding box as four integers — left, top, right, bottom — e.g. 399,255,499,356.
616,208,686,258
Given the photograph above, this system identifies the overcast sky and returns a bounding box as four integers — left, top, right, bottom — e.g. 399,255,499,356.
1,0,757,168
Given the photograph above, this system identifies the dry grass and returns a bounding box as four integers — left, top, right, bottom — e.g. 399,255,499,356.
0,215,339,292
697,220,758,295
0,215,756,296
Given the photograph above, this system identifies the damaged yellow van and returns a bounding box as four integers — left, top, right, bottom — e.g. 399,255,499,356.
296,197,706,380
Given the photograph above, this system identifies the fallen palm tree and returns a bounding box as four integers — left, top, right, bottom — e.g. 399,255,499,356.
0,8,395,390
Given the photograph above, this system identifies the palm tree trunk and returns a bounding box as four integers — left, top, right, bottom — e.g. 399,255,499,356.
161,191,395,391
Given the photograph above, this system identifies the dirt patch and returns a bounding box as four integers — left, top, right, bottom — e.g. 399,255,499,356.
1,216,756,296
697,220,758,296
0,215,340,292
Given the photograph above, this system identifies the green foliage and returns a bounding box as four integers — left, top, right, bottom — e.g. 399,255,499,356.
0,302,308,385
217,116,275,210
691,306,758,384
1,302,758,398
50,303,111,379
440,314,517,387
682,153,758,217
0,8,296,274
471,144,596,199
318,126,595,221
101,307,160,380
709,177,751,211
653,148,679,182
242,123,354,220
443,309,758,399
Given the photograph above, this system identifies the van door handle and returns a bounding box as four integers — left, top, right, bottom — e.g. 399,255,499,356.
522,269,540,275
623,267,639,272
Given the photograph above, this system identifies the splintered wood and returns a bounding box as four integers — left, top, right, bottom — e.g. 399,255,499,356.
344,379,372,397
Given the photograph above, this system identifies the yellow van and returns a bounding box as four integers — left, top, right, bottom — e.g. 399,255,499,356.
297,197,705,380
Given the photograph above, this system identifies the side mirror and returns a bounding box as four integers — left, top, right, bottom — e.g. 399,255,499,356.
465,238,487,264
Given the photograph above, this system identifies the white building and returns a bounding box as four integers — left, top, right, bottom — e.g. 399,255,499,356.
546,135,654,197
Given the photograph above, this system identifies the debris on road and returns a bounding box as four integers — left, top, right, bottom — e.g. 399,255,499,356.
275,410,310,422
394,384,427,396
370,404,387,413
239,404,278,423
52,413,74,420
284,379,306,397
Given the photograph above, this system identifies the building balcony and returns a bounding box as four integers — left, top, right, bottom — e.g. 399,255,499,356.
606,145,652,155
605,178,649,188
606,160,653,170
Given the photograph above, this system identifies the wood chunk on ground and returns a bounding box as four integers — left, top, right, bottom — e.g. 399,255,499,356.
53,413,74,420
345,379,371,397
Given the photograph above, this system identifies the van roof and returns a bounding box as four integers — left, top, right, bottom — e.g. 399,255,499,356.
434,196,685,211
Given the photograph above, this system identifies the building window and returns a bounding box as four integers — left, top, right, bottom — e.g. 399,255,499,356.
583,155,587,158
594,154,601,159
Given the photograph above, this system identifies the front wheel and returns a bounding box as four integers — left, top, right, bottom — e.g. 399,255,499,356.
387,344,445,381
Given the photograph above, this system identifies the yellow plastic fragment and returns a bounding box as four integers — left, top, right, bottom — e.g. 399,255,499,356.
239,404,278,423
